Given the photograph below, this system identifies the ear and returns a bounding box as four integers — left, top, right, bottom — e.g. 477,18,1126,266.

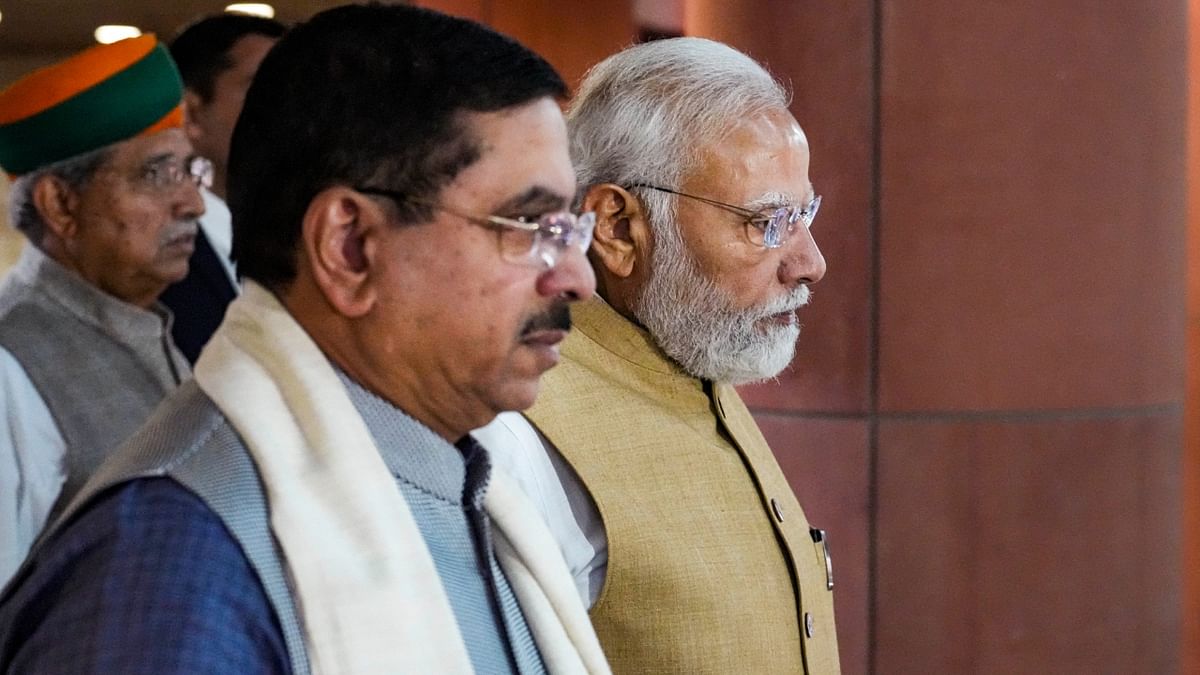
581,183,650,279
31,174,81,245
299,187,378,318
181,89,206,145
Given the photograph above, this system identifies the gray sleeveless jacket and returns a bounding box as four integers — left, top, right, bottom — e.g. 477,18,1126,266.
46,378,544,675
52,381,312,674
0,246,187,514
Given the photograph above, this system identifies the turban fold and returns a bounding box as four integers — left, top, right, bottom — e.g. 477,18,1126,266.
0,34,184,176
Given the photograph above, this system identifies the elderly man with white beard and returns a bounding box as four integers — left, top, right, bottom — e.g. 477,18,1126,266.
474,37,840,674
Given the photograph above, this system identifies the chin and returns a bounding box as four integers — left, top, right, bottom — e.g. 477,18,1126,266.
493,380,541,413
162,257,194,280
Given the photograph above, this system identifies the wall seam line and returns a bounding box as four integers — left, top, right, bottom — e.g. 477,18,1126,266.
867,0,884,672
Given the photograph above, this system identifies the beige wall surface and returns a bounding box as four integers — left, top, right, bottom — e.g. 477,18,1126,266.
0,176,24,277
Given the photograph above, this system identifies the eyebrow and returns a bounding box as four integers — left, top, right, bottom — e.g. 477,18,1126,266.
141,152,176,167
494,186,570,214
743,184,816,212
141,151,194,169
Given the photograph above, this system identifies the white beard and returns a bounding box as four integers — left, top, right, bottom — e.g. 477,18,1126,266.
633,220,810,385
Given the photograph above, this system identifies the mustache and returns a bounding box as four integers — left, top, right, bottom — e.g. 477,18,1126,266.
159,219,199,244
521,302,572,335
747,284,811,320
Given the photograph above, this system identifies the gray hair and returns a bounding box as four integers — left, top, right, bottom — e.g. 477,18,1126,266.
566,37,789,227
8,146,112,247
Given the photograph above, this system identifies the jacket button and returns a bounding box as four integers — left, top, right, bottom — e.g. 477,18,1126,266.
770,498,784,522
805,612,815,638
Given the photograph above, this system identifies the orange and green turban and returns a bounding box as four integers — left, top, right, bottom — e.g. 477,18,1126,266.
0,34,184,176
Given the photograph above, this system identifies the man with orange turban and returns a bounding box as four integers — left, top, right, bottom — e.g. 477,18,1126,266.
0,35,206,585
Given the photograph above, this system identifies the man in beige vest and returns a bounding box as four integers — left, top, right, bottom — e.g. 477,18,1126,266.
476,37,840,673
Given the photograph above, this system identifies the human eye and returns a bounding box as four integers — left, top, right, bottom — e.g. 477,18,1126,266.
739,215,770,247
137,159,175,189
535,212,574,237
139,164,167,186
746,213,773,231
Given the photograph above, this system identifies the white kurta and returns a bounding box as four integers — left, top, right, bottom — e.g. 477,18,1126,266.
0,347,65,587
200,188,237,285
0,245,187,589
473,411,606,606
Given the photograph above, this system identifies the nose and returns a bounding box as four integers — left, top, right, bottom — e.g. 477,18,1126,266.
172,180,206,221
536,245,596,302
777,224,826,287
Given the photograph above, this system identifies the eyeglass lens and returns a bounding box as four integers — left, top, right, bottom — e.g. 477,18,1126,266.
501,211,595,268
142,156,212,193
188,157,214,190
762,196,820,248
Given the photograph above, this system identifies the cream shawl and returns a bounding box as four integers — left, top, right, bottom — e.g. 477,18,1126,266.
194,281,609,675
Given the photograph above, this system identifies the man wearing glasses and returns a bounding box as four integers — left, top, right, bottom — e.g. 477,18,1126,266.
477,37,840,673
0,5,607,673
0,35,204,587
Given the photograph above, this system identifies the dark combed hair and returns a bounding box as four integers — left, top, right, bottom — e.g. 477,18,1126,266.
169,13,287,101
227,3,567,290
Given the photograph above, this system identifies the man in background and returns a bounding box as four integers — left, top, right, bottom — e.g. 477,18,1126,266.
478,37,841,673
0,35,203,584
160,13,285,362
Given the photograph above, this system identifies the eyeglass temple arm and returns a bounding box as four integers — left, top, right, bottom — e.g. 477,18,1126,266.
631,183,762,220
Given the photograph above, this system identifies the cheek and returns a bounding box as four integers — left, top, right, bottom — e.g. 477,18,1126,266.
464,277,519,344
677,209,751,273
103,194,164,229
706,258,780,311
458,274,541,372
391,229,536,362
124,207,172,252
686,232,753,286
78,200,142,254
387,243,502,341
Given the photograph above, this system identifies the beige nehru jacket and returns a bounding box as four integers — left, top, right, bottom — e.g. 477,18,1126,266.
528,299,840,674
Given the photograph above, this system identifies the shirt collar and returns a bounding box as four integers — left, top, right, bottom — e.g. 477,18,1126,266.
337,369,491,507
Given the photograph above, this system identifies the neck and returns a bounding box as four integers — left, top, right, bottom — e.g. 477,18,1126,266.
279,280,481,444
330,343,473,443
595,272,641,325
40,239,160,309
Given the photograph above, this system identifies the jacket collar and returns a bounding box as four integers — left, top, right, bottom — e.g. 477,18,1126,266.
570,297,692,379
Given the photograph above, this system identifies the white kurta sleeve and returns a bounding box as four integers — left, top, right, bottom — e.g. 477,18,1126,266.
473,411,607,607
0,346,66,587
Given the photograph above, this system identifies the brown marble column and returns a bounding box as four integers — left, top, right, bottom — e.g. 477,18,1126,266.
690,1,1187,673
1185,1,1200,671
